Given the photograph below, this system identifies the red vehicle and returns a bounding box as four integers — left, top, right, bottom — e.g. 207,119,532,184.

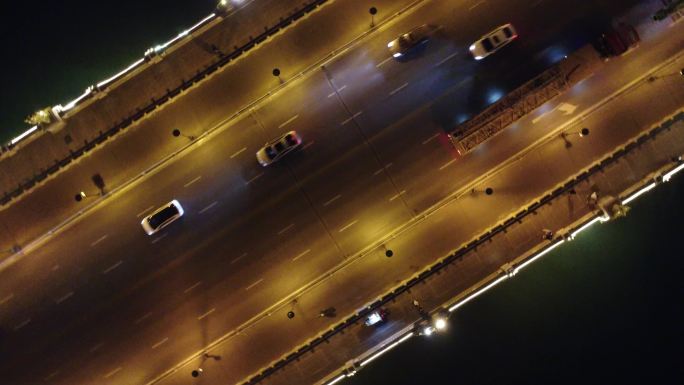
594,22,640,58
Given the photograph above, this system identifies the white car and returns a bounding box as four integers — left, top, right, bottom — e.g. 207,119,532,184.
469,23,518,60
256,131,302,166
141,200,184,235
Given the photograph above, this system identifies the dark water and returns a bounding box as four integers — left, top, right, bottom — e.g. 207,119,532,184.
347,175,684,385
0,0,212,143
2,1,682,384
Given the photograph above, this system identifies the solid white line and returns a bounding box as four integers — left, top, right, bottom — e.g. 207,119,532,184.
339,220,359,233
376,57,392,68
134,312,153,324
231,252,247,264
278,114,299,129
90,234,108,247
103,260,123,274
389,190,406,202
183,175,202,188
136,205,154,218
434,52,459,67
277,223,295,235
439,158,458,171
245,278,264,291
323,194,342,207
199,201,218,214
469,0,485,10
230,147,247,158
55,291,74,304
151,337,169,350
389,82,409,96
292,249,311,261
151,233,168,244
184,281,202,293
103,367,122,379
197,308,216,320
44,370,60,381
14,318,31,331
0,293,14,305
422,132,441,145
246,172,264,185
89,342,104,353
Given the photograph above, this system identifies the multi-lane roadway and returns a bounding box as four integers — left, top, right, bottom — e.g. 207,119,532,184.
0,0,655,384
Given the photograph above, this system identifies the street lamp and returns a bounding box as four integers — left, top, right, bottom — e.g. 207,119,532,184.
172,128,195,141
215,0,234,16
369,7,378,28
74,191,100,202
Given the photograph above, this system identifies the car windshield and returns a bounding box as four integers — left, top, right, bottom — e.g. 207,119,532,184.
274,142,286,152
285,134,297,146
481,38,494,51
148,205,178,229
503,27,513,38
265,147,277,160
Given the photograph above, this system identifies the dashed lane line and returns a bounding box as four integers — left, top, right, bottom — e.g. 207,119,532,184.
136,205,154,218
199,201,218,214
230,147,247,158
338,220,358,233
439,158,458,171
151,337,169,350
277,223,295,235
103,367,122,379
55,291,74,304
102,260,123,274
323,194,342,207
183,175,202,188
231,252,247,264
292,249,311,262
151,233,168,244
245,278,264,291
389,190,406,202
197,308,216,320
90,234,108,247
278,114,299,129
246,172,264,185
389,82,409,96
184,281,202,294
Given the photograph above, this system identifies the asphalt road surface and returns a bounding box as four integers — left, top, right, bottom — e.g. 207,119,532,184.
0,0,667,384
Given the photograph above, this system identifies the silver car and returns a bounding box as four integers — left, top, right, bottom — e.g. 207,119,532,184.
141,199,184,235
256,131,302,166
469,23,518,60
387,25,432,58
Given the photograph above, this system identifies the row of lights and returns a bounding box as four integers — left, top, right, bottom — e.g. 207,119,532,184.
325,154,684,385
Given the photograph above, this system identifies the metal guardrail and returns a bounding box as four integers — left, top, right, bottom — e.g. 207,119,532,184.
241,109,684,385
0,0,329,206
449,64,571,154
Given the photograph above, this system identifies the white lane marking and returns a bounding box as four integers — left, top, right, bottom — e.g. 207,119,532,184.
103,260,123,274
323,194,342,207
292,249,311,262
277,223,295,235
469,0,485,10
136,205,155,218
338,220,359,233
439,158,458,171
338,85,348,92
245,278,264,291
199,201,218,214
44,370,60,381
183,175,202,188
0,293,14,305
246,172,264,185
231,252,247,264
135,311,153,324
103,367,122,379
197,308,216,320
230,147,247,158
302,140,315,150
278,114,299,129
55,291,74,304
422,132,441,145
90,234,108,247
341,111,363,126
373,163,393,176
327,91,336,98
151,233,168,244
184,281,202,293
376,57,393,68
389,190,406,202
151,337,169,350
389,82,409,96
14,318,31,331
434,52,459,67
89,342,104,353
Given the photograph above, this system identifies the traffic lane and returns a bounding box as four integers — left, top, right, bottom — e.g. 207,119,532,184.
0,0,418,254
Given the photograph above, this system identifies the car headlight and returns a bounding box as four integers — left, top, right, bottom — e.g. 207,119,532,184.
387,41,395,48
469,44,476,51
393,52,402,58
